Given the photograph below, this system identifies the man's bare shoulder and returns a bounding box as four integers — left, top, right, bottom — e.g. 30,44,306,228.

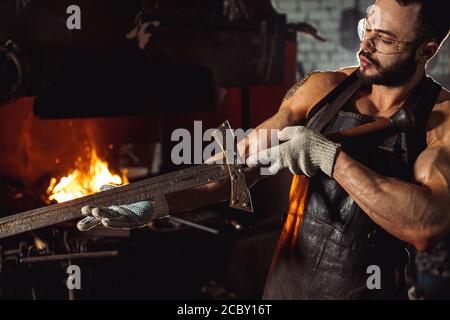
339,66,358,76
279,67,357,122
303,67,357,115
426,87,450,146
283,67,357,116
306,67,356,91
416,88,450,193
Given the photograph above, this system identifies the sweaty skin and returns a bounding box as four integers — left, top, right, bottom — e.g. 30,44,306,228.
169,0,450,253
328,0,450,252
255,67,450,253
245,0,450,252
175,63,450,253
333,90,450,252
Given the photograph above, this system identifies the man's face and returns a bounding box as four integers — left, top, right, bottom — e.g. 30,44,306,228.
357,0,422,86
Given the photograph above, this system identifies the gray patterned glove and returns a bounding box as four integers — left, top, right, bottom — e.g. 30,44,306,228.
246,126,340,177
77,185,170,231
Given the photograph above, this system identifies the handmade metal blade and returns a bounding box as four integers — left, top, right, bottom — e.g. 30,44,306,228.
211,121,253,212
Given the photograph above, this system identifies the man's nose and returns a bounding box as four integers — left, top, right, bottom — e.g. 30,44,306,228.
360,37,376,53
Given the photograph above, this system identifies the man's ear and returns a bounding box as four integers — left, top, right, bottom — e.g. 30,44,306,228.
419,42,439,63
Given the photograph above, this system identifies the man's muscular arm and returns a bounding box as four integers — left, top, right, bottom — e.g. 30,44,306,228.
236,73,313,158
78,70,351,229
238,70,349,159
333,95,450,252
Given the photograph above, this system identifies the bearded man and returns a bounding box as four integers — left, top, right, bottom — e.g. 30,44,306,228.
78,0,450,299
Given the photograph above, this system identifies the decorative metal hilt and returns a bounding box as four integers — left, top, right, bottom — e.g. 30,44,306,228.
212,120,253,212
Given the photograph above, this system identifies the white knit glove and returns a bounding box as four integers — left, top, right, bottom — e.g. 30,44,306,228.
246,126,340,177
77,185,170,231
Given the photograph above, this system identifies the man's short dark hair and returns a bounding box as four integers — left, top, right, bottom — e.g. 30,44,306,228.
395,0,449,45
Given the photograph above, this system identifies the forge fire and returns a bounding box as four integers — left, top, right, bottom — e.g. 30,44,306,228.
47,146,128,204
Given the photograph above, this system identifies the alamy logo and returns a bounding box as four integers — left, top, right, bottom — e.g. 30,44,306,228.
170,121,280,176
366,265,381,290
66,5,81,30
66,265,81,290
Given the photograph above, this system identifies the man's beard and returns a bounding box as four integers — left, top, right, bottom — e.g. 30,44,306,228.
357,49,418,87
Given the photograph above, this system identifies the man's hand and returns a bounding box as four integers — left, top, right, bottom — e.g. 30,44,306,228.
77,185,170,231
246,126,340,177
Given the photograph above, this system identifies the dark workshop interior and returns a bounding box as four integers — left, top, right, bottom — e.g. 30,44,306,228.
0,0,448,300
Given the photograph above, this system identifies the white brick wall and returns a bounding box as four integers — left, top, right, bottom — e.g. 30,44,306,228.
273,0,450,87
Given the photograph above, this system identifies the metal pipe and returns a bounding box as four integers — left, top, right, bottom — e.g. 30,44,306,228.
19,250,119,263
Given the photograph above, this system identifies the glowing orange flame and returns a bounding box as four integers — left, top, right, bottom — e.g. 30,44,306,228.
269,175,310,266
47,147,128,203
